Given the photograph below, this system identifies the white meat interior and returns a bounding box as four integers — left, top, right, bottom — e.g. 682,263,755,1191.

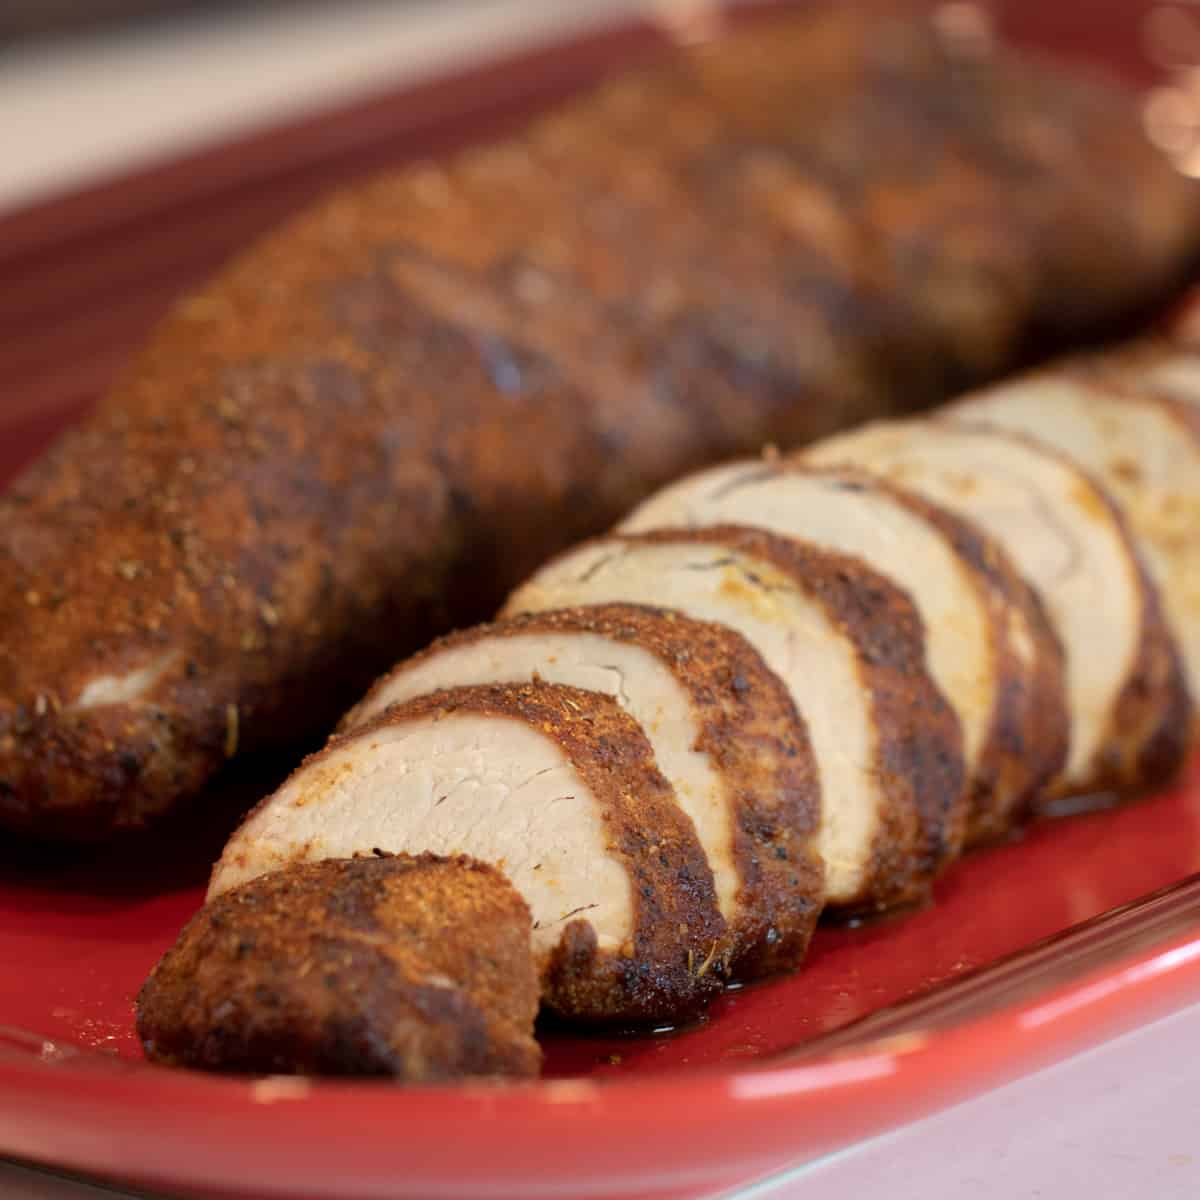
73,650,180,709
209,715,635,962
619,462,993,773
347,631,740,923
806,421,1141,786
508,539,875,904
954,376,1200,703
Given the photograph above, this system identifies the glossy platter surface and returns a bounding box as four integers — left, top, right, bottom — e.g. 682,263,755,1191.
3,3,1200,1197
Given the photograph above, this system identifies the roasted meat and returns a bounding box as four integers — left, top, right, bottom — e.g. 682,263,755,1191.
805,421,1191,797
212,683,728,1023
3,6,1197,841
138,854,541,1080
344,604,825,980
619,461,1069,840
141,327,1199,1074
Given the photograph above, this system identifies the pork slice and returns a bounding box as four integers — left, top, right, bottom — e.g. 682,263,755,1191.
952,373,1200,721
211,682,725,1024
342,604,823,979
506,530,966,911
806,421,1189,796
619,459,1068,839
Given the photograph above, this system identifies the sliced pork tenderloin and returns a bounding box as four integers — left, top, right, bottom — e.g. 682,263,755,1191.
139,854,541,1080
951,372,1200,719
619,461,1068,841
806,421,1191,798
341,603,824,980
1102,343,1200,410
211,682,726,1024
506,529,967,912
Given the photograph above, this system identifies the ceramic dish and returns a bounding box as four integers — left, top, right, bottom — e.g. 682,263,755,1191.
2,3,1199,1197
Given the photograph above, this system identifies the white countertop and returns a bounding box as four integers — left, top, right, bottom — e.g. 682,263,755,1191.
2,4,1198,1197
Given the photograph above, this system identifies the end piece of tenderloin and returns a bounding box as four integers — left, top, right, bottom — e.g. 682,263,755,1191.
342,603,823,981
619,461,1068,843
137,854,541,1080
950,370,1200,724
805,421,1191,799
505,529,968,913
212,682,726,1025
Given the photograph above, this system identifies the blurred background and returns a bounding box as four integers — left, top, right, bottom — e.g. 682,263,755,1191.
0,0,303,43
6,0,1200,220
0,0,674,214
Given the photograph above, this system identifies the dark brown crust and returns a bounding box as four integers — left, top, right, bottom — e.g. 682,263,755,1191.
2,9,1196,842
1102,587,1194,798
348,603,824,981
677,457,1069,843
610,528,968,911
783,463,1069,842
1060,480,1193,801
137,854,541,1080
909,500,1070,840
317,682,726,1023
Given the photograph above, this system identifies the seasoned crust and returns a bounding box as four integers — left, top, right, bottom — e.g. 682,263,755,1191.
0,290,610,840
920,503,1070,840
1013,361,1200,736
376,684,726,1023
229,681,726,1023
950,426,1193,801
806,417,1193,800
2,7,1196,843
1065,496,1193,802
347,603,824,981
781,465,1069,841
137,854,541,1080
616,528,969,912
618,454,1070,844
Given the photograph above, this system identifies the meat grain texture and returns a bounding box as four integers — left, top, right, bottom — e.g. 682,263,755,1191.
617,462,1070,841
214,681,728,1023
344,604,826,980
3,6,1198,841
804,421,1191,798
506,528,968,910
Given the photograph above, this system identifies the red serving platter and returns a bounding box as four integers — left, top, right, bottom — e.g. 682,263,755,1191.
4,3,1200,1198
